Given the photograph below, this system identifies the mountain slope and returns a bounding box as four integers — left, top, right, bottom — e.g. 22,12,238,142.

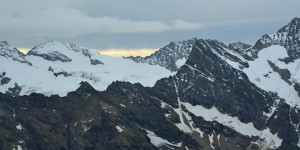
1,17,300,150
240,17,300,109
252,17,300,62
0,41,173,96
125,38,197,72
1,39,299,149
0,41,31,65
228,42,252,54
125,38,252,72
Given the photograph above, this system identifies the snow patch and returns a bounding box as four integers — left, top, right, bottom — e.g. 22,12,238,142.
176,58,186,69
12,145,22,150
243,45,300,108
184,102,282,149
16,123,22,130
116,125,124,132
173,79,193,133
208,134,215,149
146,129,182,148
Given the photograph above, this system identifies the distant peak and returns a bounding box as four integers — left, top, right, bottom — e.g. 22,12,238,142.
291,17,300,23
34,40,88,51
286,17,300,27
43,40,66,45
0,41,9,46
36,40,78,47
27,40,94,62
76,81,97,94
0,41,32,65
277,17,300,34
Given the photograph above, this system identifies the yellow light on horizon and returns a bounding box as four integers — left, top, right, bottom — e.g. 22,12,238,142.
18,48,31,54
95,49,157,57
17,47,157,57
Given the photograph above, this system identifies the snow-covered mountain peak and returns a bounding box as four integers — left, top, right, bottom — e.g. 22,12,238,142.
125,38,197,71
0,41,173,96
278,17,300,36
0,41,9,46
0,41,31,65
125,38,254,72
27,41,94,62
250,17,300,61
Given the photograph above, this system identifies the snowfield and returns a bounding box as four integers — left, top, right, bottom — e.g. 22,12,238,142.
0,41,174,96
243,45,300,108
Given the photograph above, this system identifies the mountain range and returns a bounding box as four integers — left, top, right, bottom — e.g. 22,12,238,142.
0,40,173,96
0,17,300,150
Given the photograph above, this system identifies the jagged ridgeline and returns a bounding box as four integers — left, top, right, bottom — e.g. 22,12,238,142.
0,17,300,150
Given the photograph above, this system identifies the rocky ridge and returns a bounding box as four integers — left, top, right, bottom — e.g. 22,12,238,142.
0,41,31,65
125,38,197,72
1,17,300,150
0,38,299,149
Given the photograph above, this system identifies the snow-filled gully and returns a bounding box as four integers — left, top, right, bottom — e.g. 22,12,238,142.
169,77,282,149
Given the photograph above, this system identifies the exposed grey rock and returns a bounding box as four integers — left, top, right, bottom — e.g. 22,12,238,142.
90,59,104,65
28,50,72,62
0,41,32,65
0,72,11,86
48,66,71,77
5,83,21,97
1,77,11,85
125,38,197,72
251,17,300,62
228,42,252,54
268,60,291,84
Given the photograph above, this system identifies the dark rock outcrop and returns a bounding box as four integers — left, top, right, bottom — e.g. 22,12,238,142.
125,38,197,72
0,41,32,65
251,17,300,62
90,59,104,65
28,50,72,62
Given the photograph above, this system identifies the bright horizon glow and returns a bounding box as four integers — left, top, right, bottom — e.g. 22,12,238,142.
95,49,156,57
18,48,31,54
17,47,156,57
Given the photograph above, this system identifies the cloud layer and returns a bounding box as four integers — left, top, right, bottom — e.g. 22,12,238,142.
0,0,299,50
0,3,203,38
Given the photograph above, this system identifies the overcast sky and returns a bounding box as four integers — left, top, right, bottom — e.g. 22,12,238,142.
0,0,299,52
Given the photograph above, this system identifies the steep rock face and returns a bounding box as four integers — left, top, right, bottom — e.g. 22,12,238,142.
125,38,197,72
126,39,253,72
242,18,300,109
228,42,252,54
252,17,300,62
0,41,31,65
174,40,274,129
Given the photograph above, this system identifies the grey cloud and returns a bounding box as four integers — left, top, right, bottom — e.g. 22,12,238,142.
0,6,203,37
0,0,299,49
